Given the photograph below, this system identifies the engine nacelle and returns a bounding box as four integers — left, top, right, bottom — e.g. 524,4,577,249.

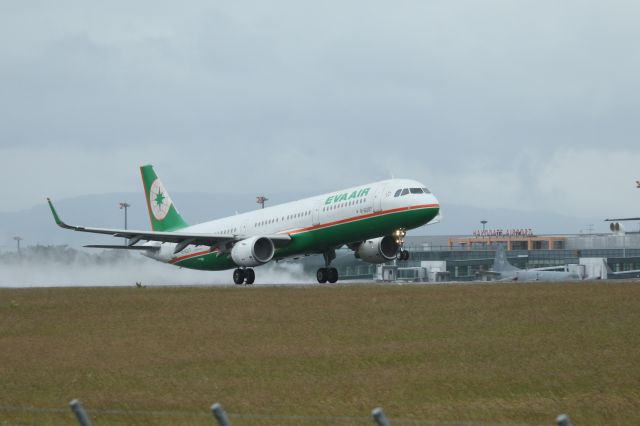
231,236,275,267
610,222,625,234
355,236,399,264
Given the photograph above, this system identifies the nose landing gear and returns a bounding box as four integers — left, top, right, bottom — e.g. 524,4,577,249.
233,268,256,285
397,250,410,261
394,228,410,261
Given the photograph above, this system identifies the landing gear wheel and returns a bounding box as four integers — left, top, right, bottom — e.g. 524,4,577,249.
245,268,255,285
316,268,328,284
327,267,339,283
233,268,245,285
398,250,410,261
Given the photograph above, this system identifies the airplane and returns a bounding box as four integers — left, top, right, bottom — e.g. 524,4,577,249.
47,165,440,284
484,245,582,281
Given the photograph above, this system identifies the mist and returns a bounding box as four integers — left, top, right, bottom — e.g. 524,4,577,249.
0,247,312,288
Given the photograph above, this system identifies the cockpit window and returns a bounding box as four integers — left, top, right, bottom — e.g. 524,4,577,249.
422,187,431,194
401,188,409,196
410,188,422,194
394,189,402,197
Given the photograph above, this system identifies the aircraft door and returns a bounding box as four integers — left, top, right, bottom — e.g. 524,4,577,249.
373,184,387,213
312,206,320,226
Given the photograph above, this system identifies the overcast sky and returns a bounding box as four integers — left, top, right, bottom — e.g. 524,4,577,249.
1,1,639,218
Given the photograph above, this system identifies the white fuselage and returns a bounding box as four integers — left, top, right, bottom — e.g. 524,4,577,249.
145,178,439,262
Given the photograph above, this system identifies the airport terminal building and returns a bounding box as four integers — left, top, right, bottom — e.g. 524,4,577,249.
323,227,640,282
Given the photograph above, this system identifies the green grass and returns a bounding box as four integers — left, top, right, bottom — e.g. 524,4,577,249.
1,283,639,425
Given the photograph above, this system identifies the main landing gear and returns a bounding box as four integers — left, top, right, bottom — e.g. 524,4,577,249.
233,268,255,285
317,249,339,284
317,267,339,284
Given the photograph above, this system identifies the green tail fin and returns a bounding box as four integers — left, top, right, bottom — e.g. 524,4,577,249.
140,165,189,231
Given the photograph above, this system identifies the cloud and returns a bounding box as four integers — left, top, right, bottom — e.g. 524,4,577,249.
1,1,639,217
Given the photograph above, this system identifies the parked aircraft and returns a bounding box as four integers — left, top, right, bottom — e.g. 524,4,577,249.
48,165,440,284
486,246,582,281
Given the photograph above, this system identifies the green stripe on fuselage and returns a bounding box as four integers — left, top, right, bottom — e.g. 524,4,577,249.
174,206,439,271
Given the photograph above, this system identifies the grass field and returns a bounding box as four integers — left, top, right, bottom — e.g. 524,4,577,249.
1,282,639,425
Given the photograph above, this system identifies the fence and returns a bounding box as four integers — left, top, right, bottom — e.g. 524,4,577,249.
11,399,571,426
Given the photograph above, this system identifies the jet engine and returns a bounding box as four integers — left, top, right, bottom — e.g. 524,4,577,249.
610,222,625,235
231,236,275,267
354,236,399,263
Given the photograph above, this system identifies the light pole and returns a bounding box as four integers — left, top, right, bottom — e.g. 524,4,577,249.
256,196,268,209
119,202,130,245
13,236,23,254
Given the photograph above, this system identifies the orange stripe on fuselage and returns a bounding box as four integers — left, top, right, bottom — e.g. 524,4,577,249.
288,203,440,235
169,248,219,264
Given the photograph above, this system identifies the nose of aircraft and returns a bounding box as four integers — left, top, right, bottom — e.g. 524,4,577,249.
419,186,438,207
427,191,440,217
427,190,439,205
419,186,440,224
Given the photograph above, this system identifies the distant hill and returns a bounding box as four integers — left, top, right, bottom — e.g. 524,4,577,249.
0,192,610,250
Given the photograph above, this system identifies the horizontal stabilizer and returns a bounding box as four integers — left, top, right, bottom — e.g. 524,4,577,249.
84,245,159,251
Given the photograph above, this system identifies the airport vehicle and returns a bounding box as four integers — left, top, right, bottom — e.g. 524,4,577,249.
47,165,440,284
486,245,582,281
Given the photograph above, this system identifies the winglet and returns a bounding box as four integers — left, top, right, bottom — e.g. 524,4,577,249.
46,198,68,228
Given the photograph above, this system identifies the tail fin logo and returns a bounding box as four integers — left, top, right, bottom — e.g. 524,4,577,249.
149,179,172,221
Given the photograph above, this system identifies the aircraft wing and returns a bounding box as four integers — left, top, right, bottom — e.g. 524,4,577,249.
605,217,640,221
609,269,640,277
47,198,291,251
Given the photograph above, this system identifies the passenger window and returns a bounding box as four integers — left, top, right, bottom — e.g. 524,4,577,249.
410,188,422,194
401,188,409,196
394,189,402,197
